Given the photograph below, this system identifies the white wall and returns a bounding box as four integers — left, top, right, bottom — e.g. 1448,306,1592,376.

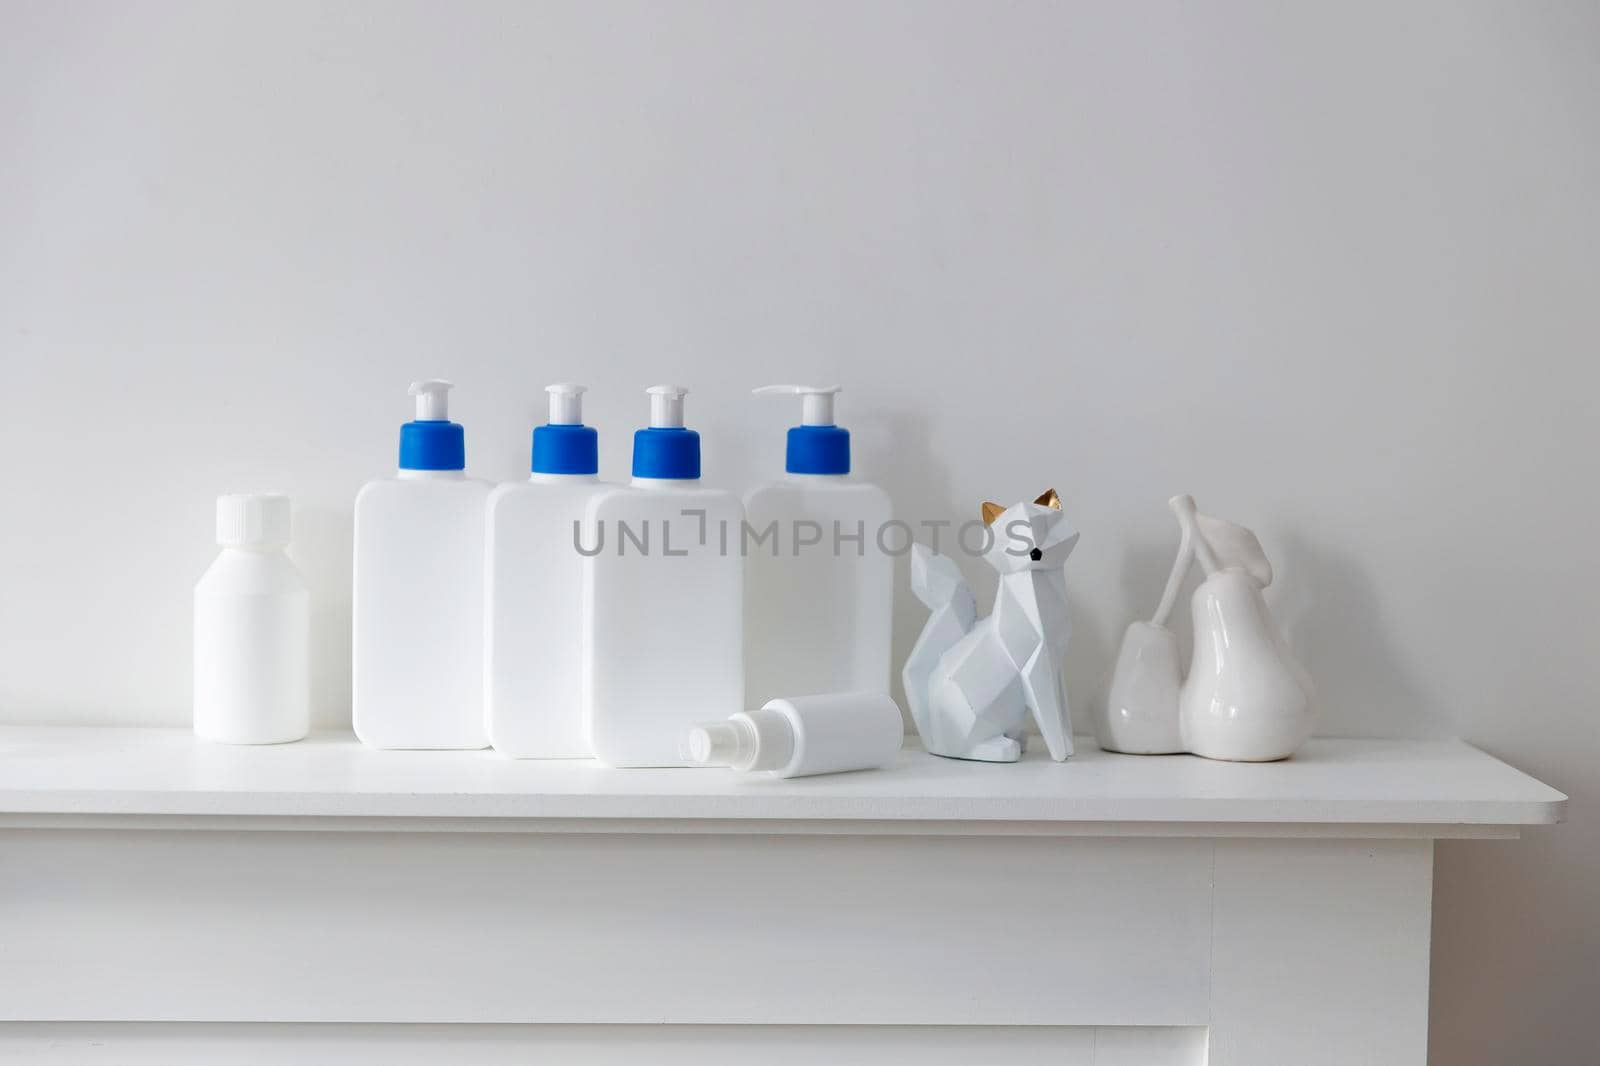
1,1,1595,1060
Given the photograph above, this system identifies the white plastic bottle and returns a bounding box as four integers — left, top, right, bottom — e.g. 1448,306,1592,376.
684,692,904,778
486,383,609,758
352,379,490,750
744,385,894,706
583,385,744,767
194,493,310,745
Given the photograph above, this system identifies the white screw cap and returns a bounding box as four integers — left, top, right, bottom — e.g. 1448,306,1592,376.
216,493,291,548
753,384,842,426
409,379,453,421
646,384,688,428
546,383,586,426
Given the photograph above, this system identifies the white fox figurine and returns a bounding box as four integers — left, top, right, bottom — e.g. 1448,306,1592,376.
904,489,1079,762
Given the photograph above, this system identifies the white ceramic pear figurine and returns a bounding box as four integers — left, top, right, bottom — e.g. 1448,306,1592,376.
1096,502,1193,754
1099,620,1185,754
1097,495,1316,762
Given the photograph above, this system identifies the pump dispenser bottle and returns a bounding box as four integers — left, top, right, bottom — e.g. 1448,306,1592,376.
353,379,490,749
486,384,609,758
582,385,744,767
744,385,894,706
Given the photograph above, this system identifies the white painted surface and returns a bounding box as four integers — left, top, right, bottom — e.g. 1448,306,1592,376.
0,830,1215,1025
0,1024,1209,1066
1,2,1595,1059
0,727,1564,826
0,731,1542,1060
0,824,1430,1062
1210,839,1434,1065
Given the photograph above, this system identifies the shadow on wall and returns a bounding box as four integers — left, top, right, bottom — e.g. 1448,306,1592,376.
859,408,944,726
1109,522,1449,742
293,504,354,730
1272,529,1448,739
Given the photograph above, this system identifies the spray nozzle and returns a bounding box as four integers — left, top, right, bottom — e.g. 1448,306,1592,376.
545,383,587,426
645,384,688,428
682,709,792,772
683,719,755,769
753,384,842,427
408,379,454,422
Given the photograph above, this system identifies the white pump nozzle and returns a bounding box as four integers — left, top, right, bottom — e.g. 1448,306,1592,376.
753,384,842,426
408,379,454,422
546,382,586,425
645,384,688,428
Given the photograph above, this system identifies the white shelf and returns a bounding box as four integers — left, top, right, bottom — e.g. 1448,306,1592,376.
0,725,1565,833
0,725,1564,1052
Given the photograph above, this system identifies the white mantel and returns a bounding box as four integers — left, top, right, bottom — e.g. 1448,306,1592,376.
0,727,1565,1065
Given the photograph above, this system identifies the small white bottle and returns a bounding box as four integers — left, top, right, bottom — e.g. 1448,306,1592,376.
194,493,310,745
744,385,894,706
684,692,904,778
486,384,609,758
583,385,744,767
352,379,490,750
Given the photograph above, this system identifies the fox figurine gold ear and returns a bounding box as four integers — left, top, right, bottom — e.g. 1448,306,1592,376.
981,501,1006,525
1034,488,1061,510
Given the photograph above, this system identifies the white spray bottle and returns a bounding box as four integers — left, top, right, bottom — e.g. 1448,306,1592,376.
744,385,893,706
353,379,490,750
583,385,744,767
684,692,904,778
486,384,609,758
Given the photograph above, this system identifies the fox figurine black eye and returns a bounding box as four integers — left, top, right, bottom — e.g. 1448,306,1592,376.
902,493,1079,763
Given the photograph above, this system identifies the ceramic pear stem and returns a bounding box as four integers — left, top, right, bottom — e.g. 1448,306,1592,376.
1150,496,1194,628
1169,494,1221,576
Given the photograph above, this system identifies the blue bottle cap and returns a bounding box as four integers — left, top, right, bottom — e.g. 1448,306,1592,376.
631,385,701,479
532,384,599,475
398,379,466,471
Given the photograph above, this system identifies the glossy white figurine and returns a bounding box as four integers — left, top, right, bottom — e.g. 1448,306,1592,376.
904,490,1077,763
1097,495,1316,762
